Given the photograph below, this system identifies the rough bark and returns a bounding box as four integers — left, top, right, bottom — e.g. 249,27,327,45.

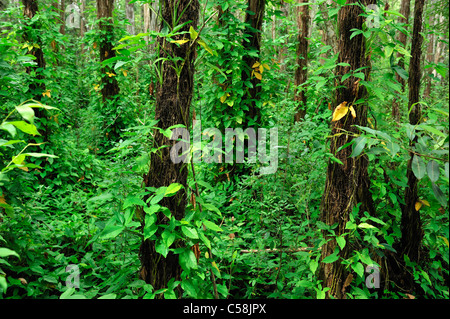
241,0,265,123
96,0,120,103
392,0,411,122
139,0,199,295
319,0,376,299
293,0,309,122
400,0,425,266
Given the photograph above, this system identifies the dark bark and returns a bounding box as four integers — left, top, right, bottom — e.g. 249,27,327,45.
319,0,376,299
241,0,265,123
96,0,120,103
400,0,425,265
392,0,411,122
293,0,309,122
21,0,47,125
139,0,199,295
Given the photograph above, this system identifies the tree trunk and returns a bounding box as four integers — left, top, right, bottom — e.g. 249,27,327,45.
21,1,46,102
319,0,376,299
139,0,199,296
392,0,411,122
400,0,425,267
143,2,150,44
241,0,265,124
125,0,135,35
293,0,309,122
96,0,120,103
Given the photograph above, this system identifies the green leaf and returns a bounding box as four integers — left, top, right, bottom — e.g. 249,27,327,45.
98,293,117,299
23,152,58,158
445,162,449,179
198,232,211,249
411,155,426,180
100,224,125,239
181,226,198,239
202,220,222,232
165,183,183,197
420,124,447,138
426,160,440,183
336,236,346,250
15,104,35,123
0,247,20,258
352,262,365,278
123,196,146,209
155,240,169,258
0,123,17,137
8,121,40,136
358,222,377,229
189,26,198,40
179,249,197,270
322,253,339,264
350,136,367,157
198,39,214,55
431,182,447,207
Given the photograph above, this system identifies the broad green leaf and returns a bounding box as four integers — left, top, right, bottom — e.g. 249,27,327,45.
198,39,214,55
179,249,197,270
165,183,183,196
155,240,169,258
431,182,447,207
411,155,426,180
8,121,40,136
123,196,146,209
202,220,222,232
15,104,35,123
12,154,26,165
181,226,198,239
23,102,58,110
350,136,367,157
0,247,20,258
144,223,158,240
100,224,125,239
358,222,377,229
198,232,211,249
322,253,339,264
352,262,365,278
420,124,446,138
98,293,117,299
426,160,440,183
336,236,346,250
0,123,17,137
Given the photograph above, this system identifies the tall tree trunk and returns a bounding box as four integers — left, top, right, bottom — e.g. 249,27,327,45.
96,0,120,103
59,0,65,34
423,3,435,99
125,0,135,35
241,0,265,124
319,0,376,299
293,0,309,122
400,0,425,267
278,1,289,72
143,2,150,44
21,1,46,109
392,0,411,122
139,0,199,296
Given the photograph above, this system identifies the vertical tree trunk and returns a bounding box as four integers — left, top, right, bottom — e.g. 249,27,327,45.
59,0,65,34
278,1,289,72
319,0,375,299
143,2,150,44
125,0,135,35
400,0,425,267
241,0,265,123
139,0,199,295
392,0,411,122
423,7,435,98
293,0,309,122
96,0,120,103
149,0,160,50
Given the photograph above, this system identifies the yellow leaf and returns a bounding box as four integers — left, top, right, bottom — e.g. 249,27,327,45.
262,63,270,70
415,201,422,211
331,102,349,122
211,261,220,274
419,199,430,207
93,84,100,92
122,69,128,77
220,95,227,103
170,39,189,45
42,89,51,98
106,72,116,77
0,194,6,204
254,72,262,80
259,65,264,73
349,105,356,118
252,62,261,69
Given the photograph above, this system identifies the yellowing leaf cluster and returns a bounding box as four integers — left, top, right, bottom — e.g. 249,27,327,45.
251,61,270,80
331,102,356,122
